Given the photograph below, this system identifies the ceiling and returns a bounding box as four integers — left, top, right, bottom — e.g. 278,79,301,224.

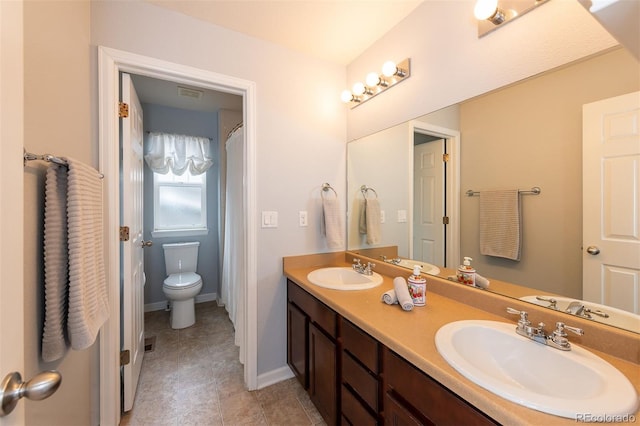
134,1,424,113
147,0,425,65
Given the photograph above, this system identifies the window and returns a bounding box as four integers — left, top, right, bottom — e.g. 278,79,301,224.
152,169,207,237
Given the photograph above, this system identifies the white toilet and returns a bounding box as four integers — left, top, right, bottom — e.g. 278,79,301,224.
162,242,203,329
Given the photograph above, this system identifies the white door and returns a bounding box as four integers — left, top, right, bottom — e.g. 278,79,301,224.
121,73,146,412
413,138,445,265
583,91,640,314
1,0,25,423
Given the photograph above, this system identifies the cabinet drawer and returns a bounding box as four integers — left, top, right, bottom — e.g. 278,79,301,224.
384,392,423,426
341,384,378,426
288,280,337,338
384,348,497,425
342,319,379,373
342,352,378,411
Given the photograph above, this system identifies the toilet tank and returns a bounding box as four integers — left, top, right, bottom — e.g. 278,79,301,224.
162,242,200,275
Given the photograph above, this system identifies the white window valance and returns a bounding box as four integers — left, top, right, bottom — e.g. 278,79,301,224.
144,132,213,176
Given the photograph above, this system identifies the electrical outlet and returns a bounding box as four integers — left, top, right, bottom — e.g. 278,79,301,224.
299,211,308,227
380,210,386,223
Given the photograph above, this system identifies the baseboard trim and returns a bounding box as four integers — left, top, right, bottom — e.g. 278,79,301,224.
257,365,295,390
144,292,217,312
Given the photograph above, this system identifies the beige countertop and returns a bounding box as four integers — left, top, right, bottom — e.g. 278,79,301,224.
283,252,640,426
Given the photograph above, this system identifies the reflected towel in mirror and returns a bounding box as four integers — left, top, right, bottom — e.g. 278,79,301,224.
479,189,521,261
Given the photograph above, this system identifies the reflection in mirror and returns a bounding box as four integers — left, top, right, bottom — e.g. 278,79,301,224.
346,48,640,333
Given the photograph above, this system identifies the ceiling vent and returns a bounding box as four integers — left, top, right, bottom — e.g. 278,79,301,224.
177,86,204,100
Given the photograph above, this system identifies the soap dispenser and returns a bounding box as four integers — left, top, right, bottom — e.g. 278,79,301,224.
408,265,426,306
457,257,476,286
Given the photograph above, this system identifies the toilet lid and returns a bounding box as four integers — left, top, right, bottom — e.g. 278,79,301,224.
163,272,202,289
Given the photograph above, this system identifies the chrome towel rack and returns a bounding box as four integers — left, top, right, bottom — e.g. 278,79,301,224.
360,185,378,199
466,186,541,197
321,183,337,199
23,148,104,179
23,149,68,167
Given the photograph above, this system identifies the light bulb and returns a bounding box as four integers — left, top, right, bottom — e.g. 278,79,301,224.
382,61,397,78
474,0,498,20
352,82,366,96
365,72,380,87
340,90,353,103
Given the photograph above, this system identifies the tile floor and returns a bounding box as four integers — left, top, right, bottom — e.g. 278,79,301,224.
121,301,325,426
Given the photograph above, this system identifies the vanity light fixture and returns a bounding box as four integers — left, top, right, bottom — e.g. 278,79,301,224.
341,58,411,108
474,0,550,37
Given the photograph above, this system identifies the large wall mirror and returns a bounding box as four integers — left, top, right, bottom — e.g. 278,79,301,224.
347,47,640,333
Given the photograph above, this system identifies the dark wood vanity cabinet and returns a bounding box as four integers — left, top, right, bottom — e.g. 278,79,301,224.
383,348,498,426
341,319,381,425
287,280,338,425
287,279,498,426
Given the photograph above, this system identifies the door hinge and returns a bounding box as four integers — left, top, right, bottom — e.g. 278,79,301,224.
120,350,130,366
443,216,450,225
120,226,130,242
443,153,450,163
119,102,129,118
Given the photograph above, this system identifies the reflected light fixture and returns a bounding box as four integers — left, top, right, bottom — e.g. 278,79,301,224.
474,0,550,37
341,58,411,108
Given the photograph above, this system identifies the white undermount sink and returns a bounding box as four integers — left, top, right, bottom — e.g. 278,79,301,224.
307,267,383,290
435,320,638,419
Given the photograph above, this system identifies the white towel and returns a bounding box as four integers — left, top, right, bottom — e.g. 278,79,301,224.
381,289,398,305
479,189,521,261
393,277,414,311
358,199,367,235
66,158,109,350
42,164,70,362
365,198,381,245
322,197,344,249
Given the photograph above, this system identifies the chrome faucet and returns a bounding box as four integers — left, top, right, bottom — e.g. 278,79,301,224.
507,307,584,351
379,255,401,265
565,301,610,319
353,258,376,275
535,296,558,310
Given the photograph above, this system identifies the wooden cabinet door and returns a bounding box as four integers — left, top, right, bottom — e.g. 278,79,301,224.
309,322,338,425
384,392,430,426
287,301,308,388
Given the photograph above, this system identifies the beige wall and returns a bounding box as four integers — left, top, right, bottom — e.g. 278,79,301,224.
23,1,98,424
346,0,618,141
459,48,640,297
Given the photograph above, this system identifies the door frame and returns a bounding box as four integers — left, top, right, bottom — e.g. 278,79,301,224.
97,46,258,425
408,121,460,268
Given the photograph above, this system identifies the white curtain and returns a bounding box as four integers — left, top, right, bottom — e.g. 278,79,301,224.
221,126,245,363
144,132,213,175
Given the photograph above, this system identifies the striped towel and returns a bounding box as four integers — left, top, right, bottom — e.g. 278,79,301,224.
479,189,521,261
42,164,69,362
66,158,109,350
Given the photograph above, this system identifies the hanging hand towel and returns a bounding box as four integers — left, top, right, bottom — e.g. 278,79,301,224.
365,198,381,245
358,199,367,235
393,277,414,311
322,197,344,249
479,189,521,261
42,164,70,362
66,158,109,350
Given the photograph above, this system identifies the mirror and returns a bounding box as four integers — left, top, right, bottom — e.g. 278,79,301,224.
347,47,640,333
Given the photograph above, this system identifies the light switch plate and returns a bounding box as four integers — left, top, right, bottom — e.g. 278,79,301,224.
397,210,407,223
380,210,386,223
262,211,278,228
299,211,308,227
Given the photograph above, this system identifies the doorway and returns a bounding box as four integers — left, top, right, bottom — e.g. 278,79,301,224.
408,121,460,269
98,46,258,425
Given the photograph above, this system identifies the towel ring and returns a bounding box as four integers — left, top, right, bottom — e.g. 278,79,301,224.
321,183,337,199
360,185,378,199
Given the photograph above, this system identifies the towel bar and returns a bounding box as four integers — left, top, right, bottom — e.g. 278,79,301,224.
23,148,104,179
466,186,541,197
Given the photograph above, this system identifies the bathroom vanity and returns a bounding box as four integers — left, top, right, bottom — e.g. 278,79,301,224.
283,252,640,425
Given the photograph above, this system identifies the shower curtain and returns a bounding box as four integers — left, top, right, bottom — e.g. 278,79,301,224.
221,126,245,364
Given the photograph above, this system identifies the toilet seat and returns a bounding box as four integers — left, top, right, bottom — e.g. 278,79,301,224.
163,272,202,290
